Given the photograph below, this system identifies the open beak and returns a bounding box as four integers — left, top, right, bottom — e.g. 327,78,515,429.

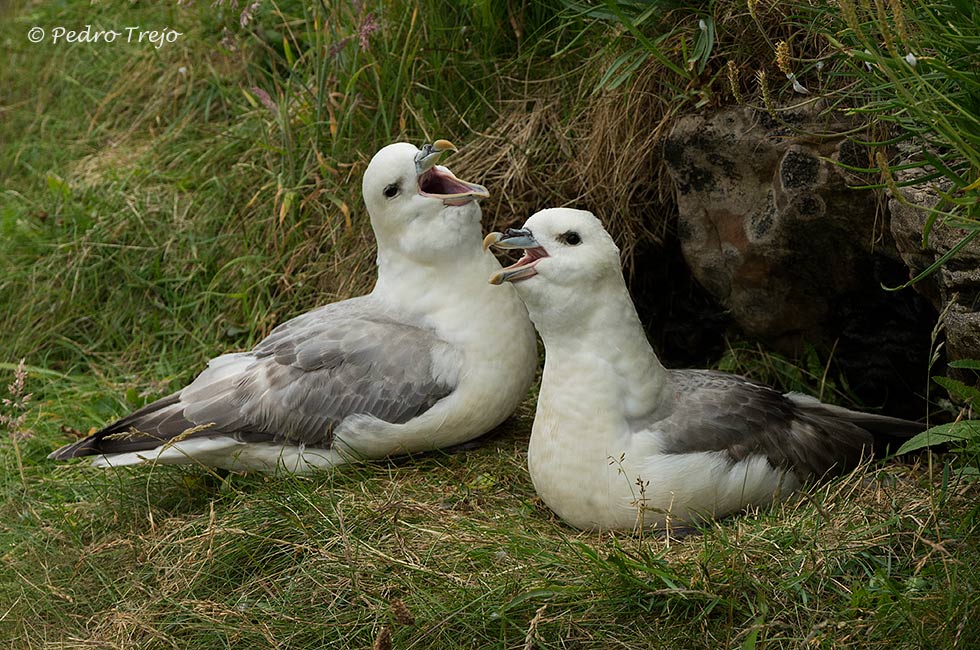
415,140,489,206
484,228,549,285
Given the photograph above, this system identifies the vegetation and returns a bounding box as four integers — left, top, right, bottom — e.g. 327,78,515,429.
1,0,978,647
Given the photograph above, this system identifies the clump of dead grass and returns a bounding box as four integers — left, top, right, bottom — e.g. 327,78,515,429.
453,55,677,275
452,0,870,281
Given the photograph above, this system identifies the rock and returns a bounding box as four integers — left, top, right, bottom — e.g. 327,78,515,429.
946,308,980,369
888,171,980,368
663,106,935,416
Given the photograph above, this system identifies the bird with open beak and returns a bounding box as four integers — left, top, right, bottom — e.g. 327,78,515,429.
49,141,538,473
484,208,922,531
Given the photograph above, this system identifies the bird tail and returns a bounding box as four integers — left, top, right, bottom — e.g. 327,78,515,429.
786,392,925,439
48,392,196,460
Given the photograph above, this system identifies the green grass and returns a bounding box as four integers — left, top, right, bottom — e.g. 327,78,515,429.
4,424,979,647
2,0,980,647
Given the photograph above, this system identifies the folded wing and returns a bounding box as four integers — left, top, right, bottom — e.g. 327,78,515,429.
50,298,459,459
657,369,922,480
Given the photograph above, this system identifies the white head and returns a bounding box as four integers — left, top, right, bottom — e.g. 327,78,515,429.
484,208,625,329
362,141,489,265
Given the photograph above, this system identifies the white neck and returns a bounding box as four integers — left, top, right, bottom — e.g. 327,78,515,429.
371,235,513,338
533,281,672,424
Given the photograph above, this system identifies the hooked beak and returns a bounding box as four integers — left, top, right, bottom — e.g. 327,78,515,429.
484,228,549,285
416,140,489,206
415,139,456,173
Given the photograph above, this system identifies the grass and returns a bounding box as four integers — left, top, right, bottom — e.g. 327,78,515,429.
4,422,979,647
2,0,980,647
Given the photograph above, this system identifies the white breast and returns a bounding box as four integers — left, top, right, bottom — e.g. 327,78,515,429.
527,352,799,531
335,252,537,459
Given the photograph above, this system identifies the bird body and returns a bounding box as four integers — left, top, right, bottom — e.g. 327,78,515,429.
51,142,537,472
523,280,799,530
486,208,921,530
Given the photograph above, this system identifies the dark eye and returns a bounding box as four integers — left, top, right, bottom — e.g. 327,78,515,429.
559,231,581,246
383,183,400,199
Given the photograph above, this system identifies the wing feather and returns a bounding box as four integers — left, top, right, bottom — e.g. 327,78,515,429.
50,297,459,459
658,369,877,479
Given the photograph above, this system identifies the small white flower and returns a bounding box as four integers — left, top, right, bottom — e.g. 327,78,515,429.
905,52,917,67
178,66,187,76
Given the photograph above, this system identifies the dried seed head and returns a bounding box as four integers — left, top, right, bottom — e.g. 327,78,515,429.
888,0,909,43
874,0,895,52
876,150,901,197
776,41,793,77
391,597,415,626
161,422,217,449
727,61,743,103
756,70,776,117
839,0,861,34
373,626,392,650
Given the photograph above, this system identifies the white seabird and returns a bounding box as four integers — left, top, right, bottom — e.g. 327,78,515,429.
50,141,538,473
485,208,922,531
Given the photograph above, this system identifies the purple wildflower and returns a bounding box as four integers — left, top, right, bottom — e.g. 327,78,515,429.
210,0,260,28
251,86,278,116
1,359,32,442
240,0,261,27
358,12,380,51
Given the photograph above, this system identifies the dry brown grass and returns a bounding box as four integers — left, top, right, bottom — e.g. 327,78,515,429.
453,56,680,275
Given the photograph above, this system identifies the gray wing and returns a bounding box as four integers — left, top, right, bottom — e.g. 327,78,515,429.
657,369,877,480
50,297,459,458
193,301,458,446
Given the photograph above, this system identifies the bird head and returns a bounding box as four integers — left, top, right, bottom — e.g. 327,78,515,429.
362,141,489,263
484,208,624,327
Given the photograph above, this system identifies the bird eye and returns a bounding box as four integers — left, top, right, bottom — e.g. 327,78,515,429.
383,183,400,199
559,231,581,246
